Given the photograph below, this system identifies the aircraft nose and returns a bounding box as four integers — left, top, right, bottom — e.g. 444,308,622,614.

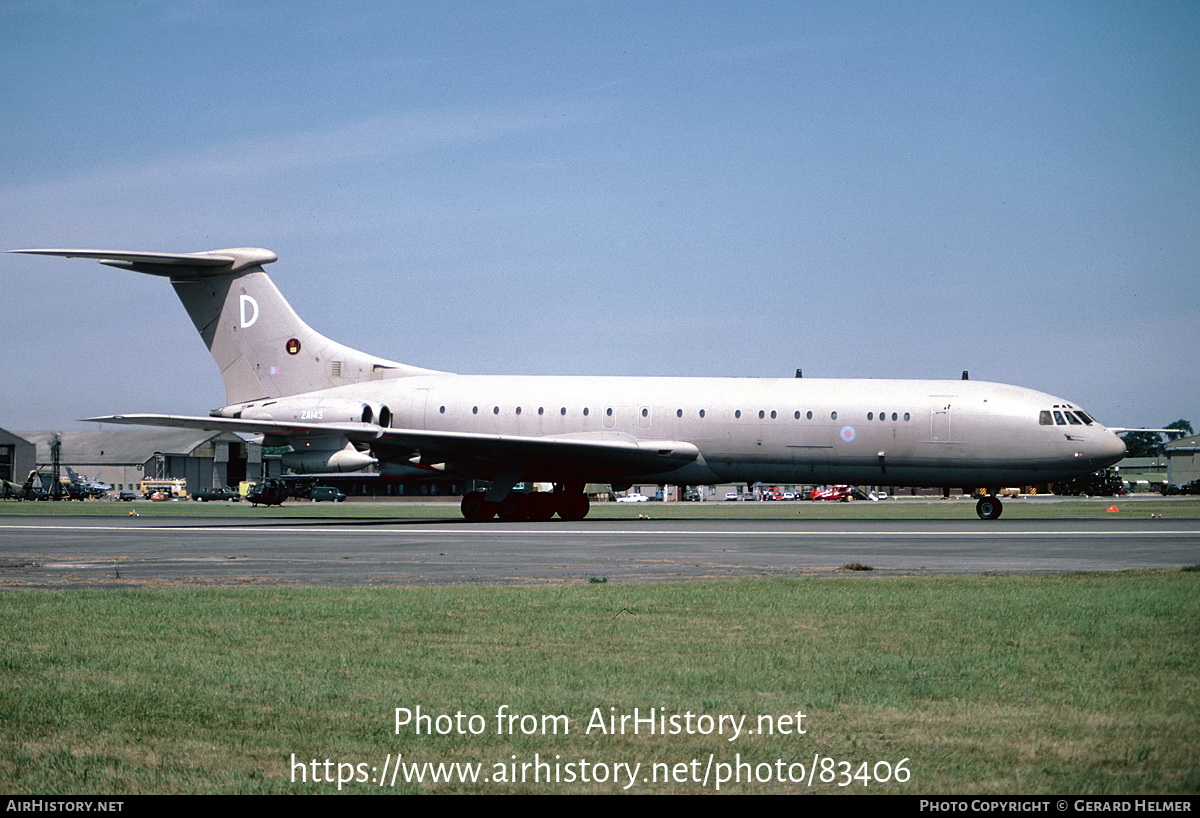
1097,431,1126,465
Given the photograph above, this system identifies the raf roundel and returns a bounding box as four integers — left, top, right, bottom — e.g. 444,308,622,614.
286,338,301,355
839,425,856,442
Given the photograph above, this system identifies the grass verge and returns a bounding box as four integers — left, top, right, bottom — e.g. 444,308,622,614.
1,572,1195,794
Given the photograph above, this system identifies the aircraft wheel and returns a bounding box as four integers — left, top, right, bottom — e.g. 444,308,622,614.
975,496,1003,520
556,492,590,521
528,493,557,522
497,492,531,522
461,491,496,522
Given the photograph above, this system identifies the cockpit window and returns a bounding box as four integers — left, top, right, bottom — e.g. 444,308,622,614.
1065,412,1082,425
1053,411,1066,425
1040,411,1053,425
1075,411,1094,425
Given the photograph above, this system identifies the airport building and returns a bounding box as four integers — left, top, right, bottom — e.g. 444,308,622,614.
18,429,267,494
1115,456,1168,491
1165,434,1200,486
1117,435,1200,490
0,427,37,484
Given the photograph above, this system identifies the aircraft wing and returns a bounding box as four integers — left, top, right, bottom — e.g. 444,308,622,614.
1107,428,1186,434
86,413,384,438
86,414,700,479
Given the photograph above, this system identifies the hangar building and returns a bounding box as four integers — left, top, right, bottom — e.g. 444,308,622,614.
0,427,37,484
1165,434,1200,486
18,429,266,494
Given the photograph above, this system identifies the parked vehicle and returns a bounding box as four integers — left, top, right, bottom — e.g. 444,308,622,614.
1052,468,1123,497
309,486,347,502
192,487,240,502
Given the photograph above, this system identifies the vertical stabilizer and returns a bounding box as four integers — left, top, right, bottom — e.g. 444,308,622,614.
11,247,444,404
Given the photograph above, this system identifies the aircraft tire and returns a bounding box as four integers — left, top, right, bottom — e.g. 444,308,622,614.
528,493,557,522
497,492,531,522
461,491,496,522
556,492,590,521
975,496,1003,520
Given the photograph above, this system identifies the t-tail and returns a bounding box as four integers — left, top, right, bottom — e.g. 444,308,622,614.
11,247,444,405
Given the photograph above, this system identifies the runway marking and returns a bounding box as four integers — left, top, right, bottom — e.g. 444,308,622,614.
2,525,1196,537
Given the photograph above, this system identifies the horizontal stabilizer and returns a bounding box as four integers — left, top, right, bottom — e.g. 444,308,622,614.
10,248,277,277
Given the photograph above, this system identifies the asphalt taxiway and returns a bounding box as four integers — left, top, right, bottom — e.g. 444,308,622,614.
1,515,1197,587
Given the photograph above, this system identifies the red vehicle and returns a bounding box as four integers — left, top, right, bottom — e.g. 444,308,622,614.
809,485,854,502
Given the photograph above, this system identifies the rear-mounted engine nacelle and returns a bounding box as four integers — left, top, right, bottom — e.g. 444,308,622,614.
215,397,392,426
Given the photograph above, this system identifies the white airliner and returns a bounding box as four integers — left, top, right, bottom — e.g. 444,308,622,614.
13,247,1126,520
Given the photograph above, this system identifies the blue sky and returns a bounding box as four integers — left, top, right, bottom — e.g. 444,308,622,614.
2,1,1197,431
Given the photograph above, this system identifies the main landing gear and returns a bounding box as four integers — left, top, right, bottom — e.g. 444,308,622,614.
975,495,1003,520
460,483,590,522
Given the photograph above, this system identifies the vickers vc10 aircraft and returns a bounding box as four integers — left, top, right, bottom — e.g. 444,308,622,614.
14,247,1127,521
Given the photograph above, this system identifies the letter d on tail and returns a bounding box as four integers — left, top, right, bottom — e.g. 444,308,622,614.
240,294,259,328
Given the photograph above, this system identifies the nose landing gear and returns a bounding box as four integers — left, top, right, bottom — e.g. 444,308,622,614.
975,495,1003,520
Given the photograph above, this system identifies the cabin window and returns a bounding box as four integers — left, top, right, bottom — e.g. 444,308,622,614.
560,407,567,415
439,406,445,414
606,407,613,417
583,408,589,416
641,408,649,418
831,411,838,420
735,410,742,419
493,406,500,415
904,412,910,421
807,411,813,420
770,410,777,419
891,412,898,421
538,407,544,415
515,406,522,415
868,412,874,420
758,410,765,419
699,409,706,418
472,406,479,414
676,409,683,418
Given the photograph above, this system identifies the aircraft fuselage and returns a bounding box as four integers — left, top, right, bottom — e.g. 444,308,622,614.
241,374,1126,489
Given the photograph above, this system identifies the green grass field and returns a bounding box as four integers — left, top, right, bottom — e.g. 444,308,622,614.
1,572,1196,794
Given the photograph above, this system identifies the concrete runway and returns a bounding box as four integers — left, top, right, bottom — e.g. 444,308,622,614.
1,515,1197,587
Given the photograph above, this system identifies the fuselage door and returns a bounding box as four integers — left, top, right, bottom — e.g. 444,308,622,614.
410,388,430,430
931,404,951,441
